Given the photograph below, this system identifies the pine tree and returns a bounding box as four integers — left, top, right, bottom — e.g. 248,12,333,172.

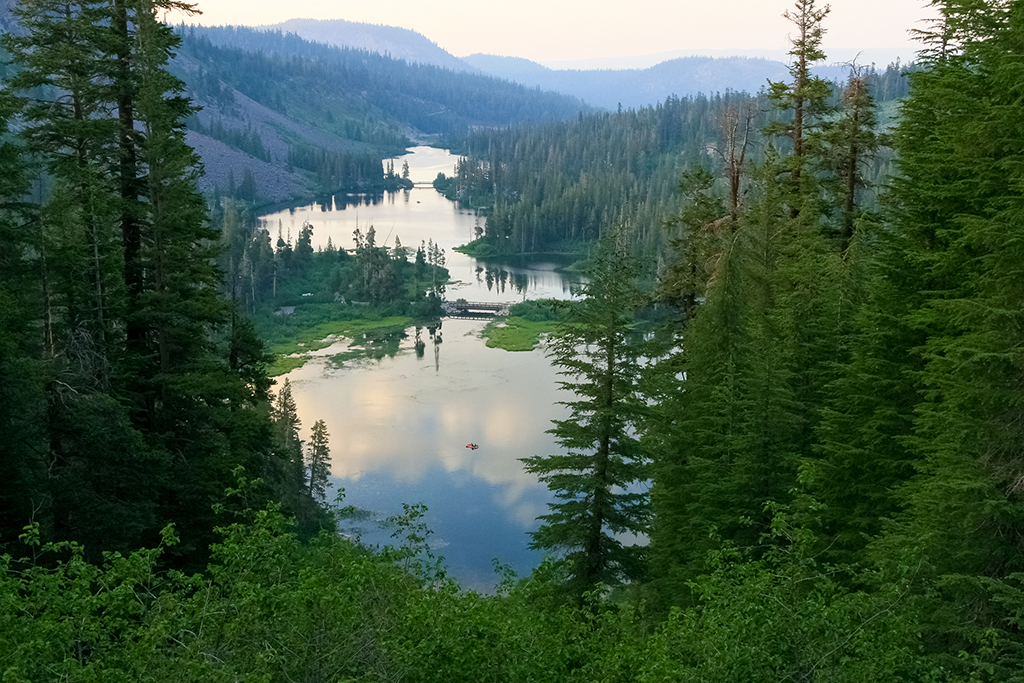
648,146,850,605
819,66,880,248
5,0,122,383
2,0,167,556
863,2,1024,669
131,0,229,422
764,0,833,208
804,228,920,568
654,168,725,323
0,87,48,547
1,0,283,562
306,420,331,504
521,234,649,596
294,221,314,270
273,379,305,495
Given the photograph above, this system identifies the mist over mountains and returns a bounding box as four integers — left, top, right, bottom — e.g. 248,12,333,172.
462,54,796,110
265,18,898,110
0,6,909,205
261,18,472,73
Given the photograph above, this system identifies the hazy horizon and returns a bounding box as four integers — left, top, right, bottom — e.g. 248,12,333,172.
169,0,935,70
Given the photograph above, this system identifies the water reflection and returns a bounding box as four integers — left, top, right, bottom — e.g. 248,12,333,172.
287,318,568,589
302,192,424,211
260,147,581,304
325,329,408,369
267,147,580,590
474,265,532,295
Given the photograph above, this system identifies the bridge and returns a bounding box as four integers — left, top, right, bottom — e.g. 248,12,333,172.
442,300,512,319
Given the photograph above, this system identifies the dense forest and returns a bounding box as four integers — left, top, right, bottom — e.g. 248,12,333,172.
439,61,911,260
180,25,591,136
170,24,590,203
0,0,347,567
6,0,1024,681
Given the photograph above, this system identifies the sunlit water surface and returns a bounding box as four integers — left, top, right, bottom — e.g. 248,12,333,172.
261,147,578,591
260,146,577,303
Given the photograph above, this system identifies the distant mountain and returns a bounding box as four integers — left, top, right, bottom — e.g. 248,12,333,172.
462,54,872,110
459,54,553,83
171,26,589,203
542,47,915,71
245,19,870,110
261,18,474,73
463,54,792,109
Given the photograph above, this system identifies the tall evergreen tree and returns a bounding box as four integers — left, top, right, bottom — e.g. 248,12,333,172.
648,159,811,601
131,0,229,423
765,0,833,210
306,420,331,504
521,235,649,597
818,66,880,248
271,379,308,507
5,0,122,382
862,2,1024,670
0,0,284,562
0,87,47,548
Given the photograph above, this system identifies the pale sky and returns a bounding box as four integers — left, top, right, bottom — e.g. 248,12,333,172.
171,0,935,67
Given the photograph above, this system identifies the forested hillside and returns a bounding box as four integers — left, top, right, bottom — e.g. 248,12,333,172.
441,61,910,261
172,24,589,202
262,17,473,72
6,0,1024,681
463,53,833,110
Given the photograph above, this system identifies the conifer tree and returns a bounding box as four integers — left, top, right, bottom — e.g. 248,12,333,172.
521,234,649,596
864,2,1024,668
0,88,47,547
306,420,331,504
649,160,805,598
819,66,880,248
1,0,284,561
765,0,833,206
654,168,725,323
131,0,229,421
273,379,305,494
5,0,122,382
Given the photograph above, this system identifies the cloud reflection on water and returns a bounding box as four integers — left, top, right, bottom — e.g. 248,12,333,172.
267,146,575,586
287,319,569,559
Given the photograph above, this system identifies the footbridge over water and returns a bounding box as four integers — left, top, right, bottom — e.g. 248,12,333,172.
442,300,513,319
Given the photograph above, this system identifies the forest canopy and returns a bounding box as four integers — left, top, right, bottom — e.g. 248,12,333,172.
4,0,1024,681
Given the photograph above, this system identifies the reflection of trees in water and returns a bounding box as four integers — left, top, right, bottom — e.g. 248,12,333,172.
283,191,417,216
427,321,443,371
327,329,407,369
512,271,528,294
477,265,531,295
414,326,426,359
315,193,389,211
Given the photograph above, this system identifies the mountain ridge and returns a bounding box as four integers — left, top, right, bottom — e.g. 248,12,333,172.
239,16,889,109
260,18,475,73
462,53,869,109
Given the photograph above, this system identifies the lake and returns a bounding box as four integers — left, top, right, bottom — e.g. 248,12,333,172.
259,146,577,304
259,147,579,591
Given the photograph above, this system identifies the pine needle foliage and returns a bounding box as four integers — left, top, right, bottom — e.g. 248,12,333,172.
522,233,650,597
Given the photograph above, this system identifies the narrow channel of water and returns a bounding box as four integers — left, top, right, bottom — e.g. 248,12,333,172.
259,146,577,303
259,147,579,591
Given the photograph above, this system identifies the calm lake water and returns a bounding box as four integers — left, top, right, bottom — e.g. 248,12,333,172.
260,146,577,303
260,147,579,591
